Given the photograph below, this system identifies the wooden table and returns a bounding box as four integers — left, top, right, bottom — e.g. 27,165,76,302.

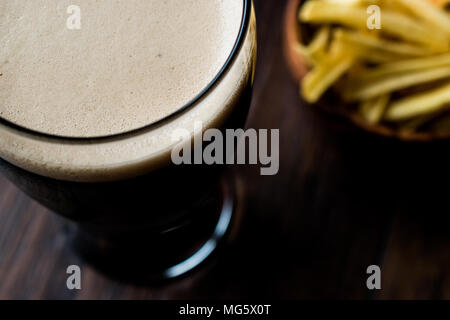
2,0,450,299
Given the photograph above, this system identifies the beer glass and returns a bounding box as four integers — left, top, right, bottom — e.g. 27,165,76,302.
0,0,256,281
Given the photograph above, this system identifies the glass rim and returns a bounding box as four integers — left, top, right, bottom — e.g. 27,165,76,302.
0,0,251,143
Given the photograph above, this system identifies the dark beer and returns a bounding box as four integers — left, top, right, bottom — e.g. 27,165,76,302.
0,0,256,281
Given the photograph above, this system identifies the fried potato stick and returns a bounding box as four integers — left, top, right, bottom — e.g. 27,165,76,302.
384,82,450,120
299,1,448,51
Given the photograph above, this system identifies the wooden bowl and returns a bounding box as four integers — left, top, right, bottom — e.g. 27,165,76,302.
283,0,450,142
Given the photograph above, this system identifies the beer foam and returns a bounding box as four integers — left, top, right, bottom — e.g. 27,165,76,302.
0,0,244,137
0,0,256,182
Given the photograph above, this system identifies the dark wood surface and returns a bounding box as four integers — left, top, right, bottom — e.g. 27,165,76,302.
1,0,450,299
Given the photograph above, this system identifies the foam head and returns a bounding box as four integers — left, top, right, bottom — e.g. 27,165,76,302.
0,0,244,137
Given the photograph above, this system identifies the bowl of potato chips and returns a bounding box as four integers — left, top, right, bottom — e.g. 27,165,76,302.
285,0,450,141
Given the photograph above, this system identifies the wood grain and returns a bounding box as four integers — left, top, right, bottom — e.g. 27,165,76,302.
1,0,450,299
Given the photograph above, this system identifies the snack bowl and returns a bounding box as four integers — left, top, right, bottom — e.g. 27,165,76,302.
284,0,450,142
